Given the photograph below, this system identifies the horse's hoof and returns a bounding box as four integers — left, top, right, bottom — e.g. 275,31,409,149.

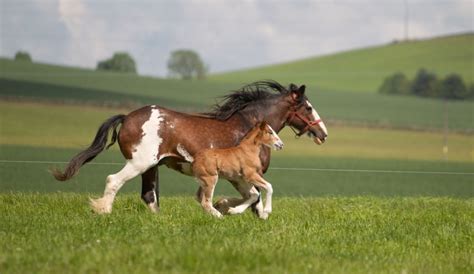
147,203,160,213
259,212,269,220
89,197,112,214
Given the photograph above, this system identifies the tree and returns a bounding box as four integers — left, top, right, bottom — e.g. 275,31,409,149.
97,52,137,74
167,50,207,80
438,74,469,99
378,72,410,95
411,68,438,97
14,51,32,62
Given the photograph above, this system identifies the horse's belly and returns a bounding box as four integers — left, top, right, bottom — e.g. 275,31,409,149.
160,157,194,176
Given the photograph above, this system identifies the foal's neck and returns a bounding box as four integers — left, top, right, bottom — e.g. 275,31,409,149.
240,133,264,155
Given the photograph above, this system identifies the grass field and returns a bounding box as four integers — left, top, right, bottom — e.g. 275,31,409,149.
212,33,474,92
2,35,474,132
1,102,472,198
1,33,473,273
1,194,472,273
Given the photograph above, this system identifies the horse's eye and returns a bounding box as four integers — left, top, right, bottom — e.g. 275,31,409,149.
306,106,312,111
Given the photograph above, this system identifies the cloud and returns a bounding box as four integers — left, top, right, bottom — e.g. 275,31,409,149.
1,0,472,76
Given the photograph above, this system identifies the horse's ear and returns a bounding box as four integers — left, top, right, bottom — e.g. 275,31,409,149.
290,85,305,101
259,121,267,130
299,85,306,94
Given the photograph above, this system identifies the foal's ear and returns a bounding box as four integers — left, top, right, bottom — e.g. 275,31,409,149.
290,84,306,101
259,121,268,130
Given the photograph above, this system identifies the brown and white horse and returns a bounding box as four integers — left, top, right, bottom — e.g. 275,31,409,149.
52,81,328,215
192,121,283,219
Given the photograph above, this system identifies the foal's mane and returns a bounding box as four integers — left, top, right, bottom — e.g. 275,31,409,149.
203,80,293,121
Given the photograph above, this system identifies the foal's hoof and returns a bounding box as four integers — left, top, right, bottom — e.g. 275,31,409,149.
214,198,230,215
227,207,240,215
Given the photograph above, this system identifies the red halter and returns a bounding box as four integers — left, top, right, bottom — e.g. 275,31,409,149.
287,109,322,137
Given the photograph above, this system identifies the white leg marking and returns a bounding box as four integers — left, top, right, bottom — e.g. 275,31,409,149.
228,187,259,215
147,190,159,213
263,182,273,214
91,107,164,214
90,161,143,214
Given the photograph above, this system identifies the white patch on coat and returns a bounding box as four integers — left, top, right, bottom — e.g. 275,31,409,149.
210,143,214,149
306,100,328,136
131,107,164,171
177,144,194,163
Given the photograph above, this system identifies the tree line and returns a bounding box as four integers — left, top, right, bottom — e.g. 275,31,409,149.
13,50,208,80
379,69,473,100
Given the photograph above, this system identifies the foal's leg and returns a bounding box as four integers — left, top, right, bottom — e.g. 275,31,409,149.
198,176,222,218
249,175,273,216
141,166,159,213
90,161,148,214
227,183,260,215
214,180,264,217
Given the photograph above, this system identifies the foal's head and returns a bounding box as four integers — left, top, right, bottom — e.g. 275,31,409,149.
247,121,284,150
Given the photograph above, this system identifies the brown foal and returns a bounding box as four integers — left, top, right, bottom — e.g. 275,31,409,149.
191,121,284,219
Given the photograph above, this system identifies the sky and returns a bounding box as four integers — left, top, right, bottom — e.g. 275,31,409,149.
1,0,472,76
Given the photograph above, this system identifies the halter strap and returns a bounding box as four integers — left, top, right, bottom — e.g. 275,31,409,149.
286,109,322,137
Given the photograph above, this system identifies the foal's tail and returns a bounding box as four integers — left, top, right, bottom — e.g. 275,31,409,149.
51,114,126,181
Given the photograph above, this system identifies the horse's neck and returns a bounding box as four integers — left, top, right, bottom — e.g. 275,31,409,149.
240,101,288,133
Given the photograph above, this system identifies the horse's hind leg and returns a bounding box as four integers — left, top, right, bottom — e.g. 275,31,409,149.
141,166,159,213
90,161,147,214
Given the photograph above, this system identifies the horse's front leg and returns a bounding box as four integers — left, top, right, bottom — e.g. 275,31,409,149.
141,165,159,213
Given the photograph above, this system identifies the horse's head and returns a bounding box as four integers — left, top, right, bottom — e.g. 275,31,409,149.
285,84,328,145
252,121,284,150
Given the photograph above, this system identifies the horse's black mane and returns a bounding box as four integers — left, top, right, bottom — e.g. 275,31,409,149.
204,80,297,121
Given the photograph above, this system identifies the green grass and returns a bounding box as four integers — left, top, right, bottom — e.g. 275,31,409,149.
1,194,472,273
2,74,473,132
1,101,472,161
212,33,474,93
1,145,473,198
0,59,231,110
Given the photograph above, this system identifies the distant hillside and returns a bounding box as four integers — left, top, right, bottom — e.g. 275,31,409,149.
211,33,474,93
0,58,231,110
1,53,472,132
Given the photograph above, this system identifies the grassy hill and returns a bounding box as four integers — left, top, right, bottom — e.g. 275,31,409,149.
1,33,473,132
211,33,474,93
0,58,231,110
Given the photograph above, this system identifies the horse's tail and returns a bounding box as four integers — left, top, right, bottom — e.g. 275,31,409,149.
51,114,126,181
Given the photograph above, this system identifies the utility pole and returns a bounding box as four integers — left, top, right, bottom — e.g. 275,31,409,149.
443,98,448,160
